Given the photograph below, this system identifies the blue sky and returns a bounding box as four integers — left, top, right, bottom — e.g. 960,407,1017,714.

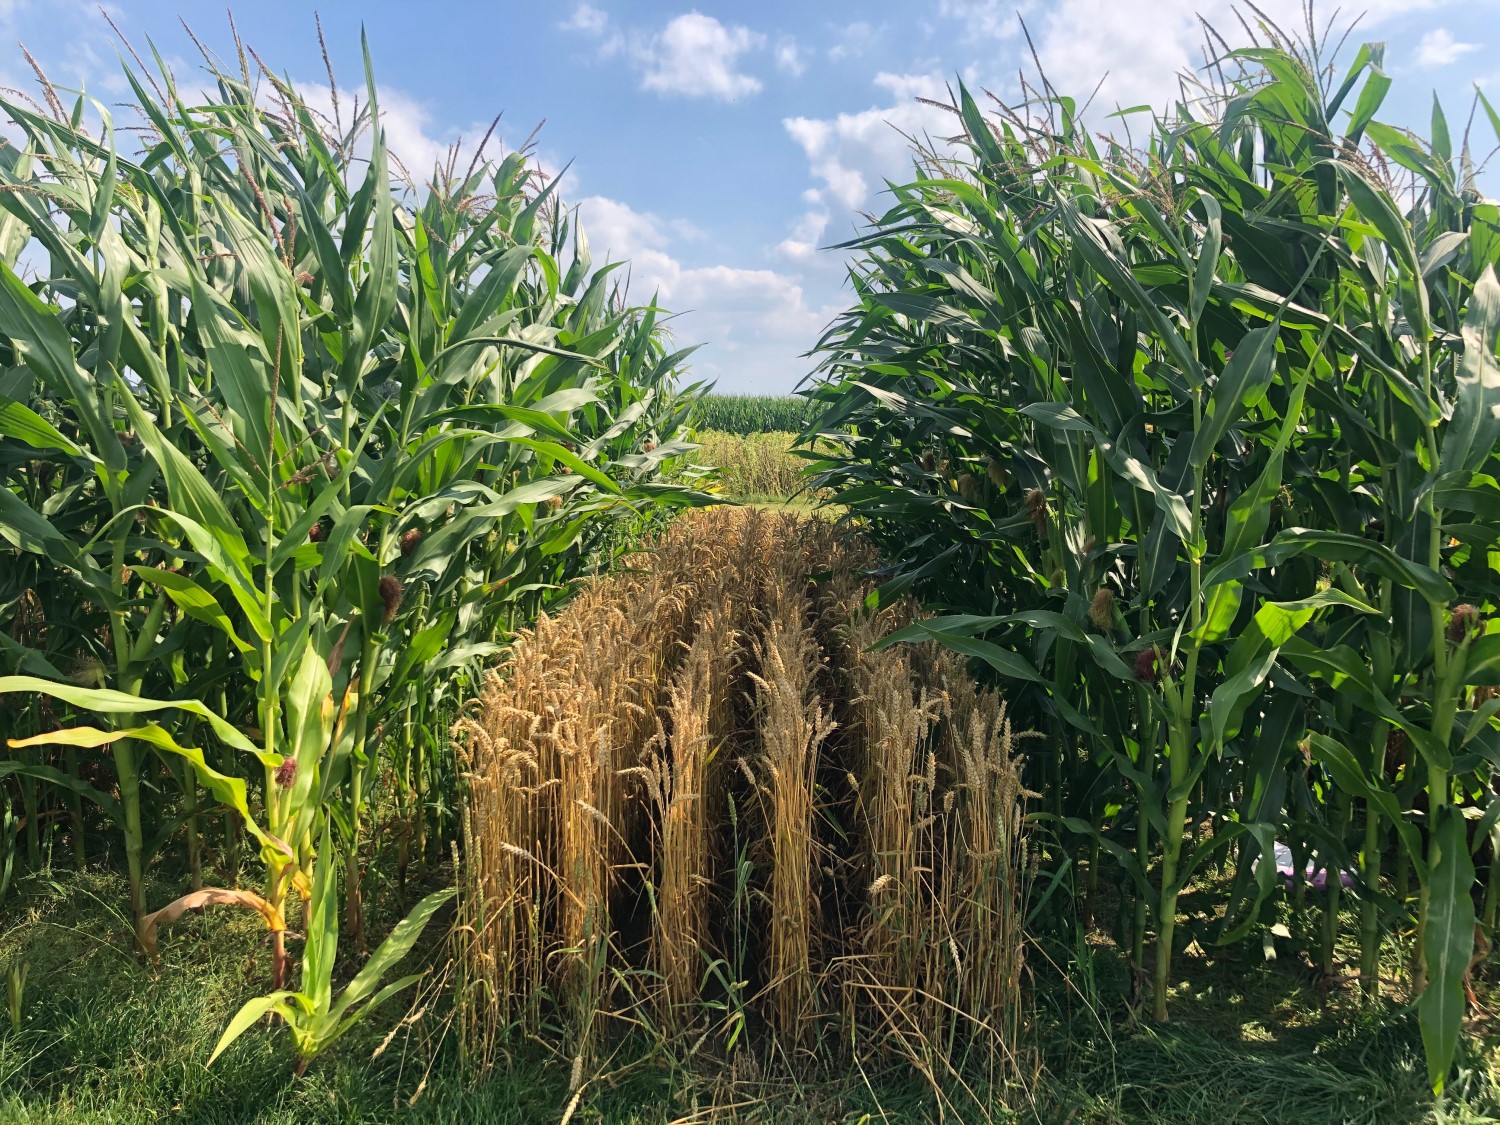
4,1,1496,392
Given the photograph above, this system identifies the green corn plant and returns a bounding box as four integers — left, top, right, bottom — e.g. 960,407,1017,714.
804,25,1500,1092
0,678,285,950
694,394,815,435
0,95,223,941
208,825,455,1076
0,26,705,968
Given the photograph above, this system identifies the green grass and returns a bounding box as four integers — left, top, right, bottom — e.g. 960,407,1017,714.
1026,931,1500,1124
0,867,455,1124
5,867,1500,1123
0,868,938,1123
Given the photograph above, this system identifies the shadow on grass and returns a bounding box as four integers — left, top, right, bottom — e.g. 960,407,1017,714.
1026,922,1500,1125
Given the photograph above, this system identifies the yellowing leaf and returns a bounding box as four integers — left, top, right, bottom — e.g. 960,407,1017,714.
140,886,286,959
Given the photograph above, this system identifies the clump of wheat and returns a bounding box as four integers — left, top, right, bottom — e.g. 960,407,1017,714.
843,612,939,1004
636,613,735,1026
748,577,835,1046
455,507,1030,1101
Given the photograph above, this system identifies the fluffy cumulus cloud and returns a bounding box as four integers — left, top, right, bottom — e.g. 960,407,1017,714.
576,194,840,390
246,78,521,189
784,71,957,212
563,8,768,101
635,13,765,100
371,88,481,181
828,21,877,61
774,208,829,262
1416,28,1479,68
787,0,1456,232
924,0,1451,117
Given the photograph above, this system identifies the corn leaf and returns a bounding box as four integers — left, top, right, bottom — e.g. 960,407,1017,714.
1420,805,1476,1094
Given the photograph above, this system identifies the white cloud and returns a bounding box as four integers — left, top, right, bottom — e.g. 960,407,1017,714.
873,71,952,102
778,0,1460,327
565,10,772,95
1027,0,1219,114
1416,28,1478,68
376,88,469,181
774,209,829,262
635,13,765,100
784,71,955,211
1024,0,1448,117
560,2,609,35
774,37,807,77
937,0,1023,39
828,21,876,61
578,195,672,258
784,0,1452,244
576,194,840,391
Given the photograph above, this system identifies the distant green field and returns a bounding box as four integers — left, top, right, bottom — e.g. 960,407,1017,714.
692,430,809,499
694,394,817,435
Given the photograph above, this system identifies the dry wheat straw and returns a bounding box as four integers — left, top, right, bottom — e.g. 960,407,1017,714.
455,507,1029,1099
749,576,834,1046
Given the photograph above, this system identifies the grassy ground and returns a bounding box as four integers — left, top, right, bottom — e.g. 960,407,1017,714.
689,430,819,502
0,864,940,1123
3,865,1500,1123
1027,930,1500,1124
0,866,682,1124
